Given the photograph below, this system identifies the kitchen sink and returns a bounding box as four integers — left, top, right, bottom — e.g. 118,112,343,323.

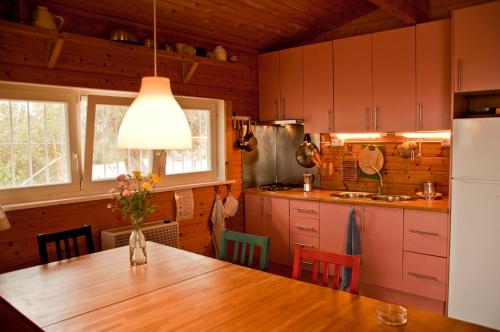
370,195,416,202
331,192,375,199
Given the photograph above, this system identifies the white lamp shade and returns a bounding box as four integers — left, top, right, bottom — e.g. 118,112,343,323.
117,77,192,150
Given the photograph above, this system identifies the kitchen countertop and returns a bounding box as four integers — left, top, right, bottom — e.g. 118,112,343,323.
244,188,449,213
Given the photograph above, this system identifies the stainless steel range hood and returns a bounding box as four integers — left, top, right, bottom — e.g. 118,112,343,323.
257,119,304,126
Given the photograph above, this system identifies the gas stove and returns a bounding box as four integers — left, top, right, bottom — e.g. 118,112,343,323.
259,183,299,192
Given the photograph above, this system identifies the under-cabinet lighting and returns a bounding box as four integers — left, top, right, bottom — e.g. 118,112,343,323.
335,133,382,140
400,132,451,139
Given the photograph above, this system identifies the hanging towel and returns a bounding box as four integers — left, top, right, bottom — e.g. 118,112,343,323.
211,194,226,257
341,208,361,291
224,192,239,218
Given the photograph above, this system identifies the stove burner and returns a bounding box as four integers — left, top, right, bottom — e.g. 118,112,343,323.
259,183,298,191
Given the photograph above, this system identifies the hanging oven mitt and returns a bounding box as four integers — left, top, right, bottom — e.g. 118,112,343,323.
224,192,239,218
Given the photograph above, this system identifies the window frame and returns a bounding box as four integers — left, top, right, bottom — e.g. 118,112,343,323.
0,83,81,204
83,94,223,192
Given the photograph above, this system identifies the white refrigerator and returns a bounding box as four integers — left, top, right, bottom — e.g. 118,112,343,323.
449,117,500,329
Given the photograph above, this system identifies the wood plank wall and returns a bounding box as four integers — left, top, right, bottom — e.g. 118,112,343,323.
319,134,450,195
0,25,254,273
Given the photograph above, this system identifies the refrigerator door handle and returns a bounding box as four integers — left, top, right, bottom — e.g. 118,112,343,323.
453,177,500,185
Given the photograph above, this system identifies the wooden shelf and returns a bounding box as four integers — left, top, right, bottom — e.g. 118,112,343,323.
0,20,248,83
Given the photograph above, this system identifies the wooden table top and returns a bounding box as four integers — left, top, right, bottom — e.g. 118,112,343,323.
44,265,490,332
245,188,450,213
1,243,492,331
0,242,228,328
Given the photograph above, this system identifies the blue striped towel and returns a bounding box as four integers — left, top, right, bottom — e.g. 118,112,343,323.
341,208,361,291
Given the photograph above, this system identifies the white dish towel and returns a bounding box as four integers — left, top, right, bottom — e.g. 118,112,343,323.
211,193,226,257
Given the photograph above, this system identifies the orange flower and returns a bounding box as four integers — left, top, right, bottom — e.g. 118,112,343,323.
132,170,142,178
142,182,152,190
150,173,160,184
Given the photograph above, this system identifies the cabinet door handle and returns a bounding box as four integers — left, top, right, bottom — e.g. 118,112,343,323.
327,108,333,132
409,229,440,237
295,208,315,213
301,260,313,265
260,197,264,218
419,103,423,130
293,242,313,248
408,272,439,282
457,58,463,92
294,225,314,231
281,97,285,119
373,106,378,131
266,198,272,217
274,98,279,119
364,106,370,131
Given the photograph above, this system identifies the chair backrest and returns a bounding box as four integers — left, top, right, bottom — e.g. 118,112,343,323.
37,225,95,264
292,245,361,294
218,229,270,271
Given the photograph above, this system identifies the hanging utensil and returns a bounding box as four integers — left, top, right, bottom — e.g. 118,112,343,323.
341,145,358,181
296,134,321,168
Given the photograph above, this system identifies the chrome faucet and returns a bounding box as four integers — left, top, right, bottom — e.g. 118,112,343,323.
367,165,384,194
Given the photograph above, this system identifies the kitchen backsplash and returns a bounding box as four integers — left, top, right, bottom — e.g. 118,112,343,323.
319,134,450,195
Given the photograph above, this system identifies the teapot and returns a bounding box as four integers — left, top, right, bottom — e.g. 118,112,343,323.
32,6,64,31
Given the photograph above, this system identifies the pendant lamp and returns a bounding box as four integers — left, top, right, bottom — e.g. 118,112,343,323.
117,0,192,150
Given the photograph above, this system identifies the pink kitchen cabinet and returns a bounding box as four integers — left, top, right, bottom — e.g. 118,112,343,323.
258,51,280,121
319,202,352,254
416,19,451,131
453,1,500,92
245,193,266,236
245,194,290,265
266,197,290,265
372,26,416,132
279,47,304,120
359,206,404,290
303,41,334,133
334,34,373,132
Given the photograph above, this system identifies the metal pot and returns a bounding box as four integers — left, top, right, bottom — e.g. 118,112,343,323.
296,134,321,168
110,28,139,44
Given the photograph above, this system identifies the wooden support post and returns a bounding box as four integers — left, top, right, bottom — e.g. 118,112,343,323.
47,38,64,69
182,61,199,84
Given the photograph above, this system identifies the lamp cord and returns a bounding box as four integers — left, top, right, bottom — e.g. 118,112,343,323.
153,0,157,77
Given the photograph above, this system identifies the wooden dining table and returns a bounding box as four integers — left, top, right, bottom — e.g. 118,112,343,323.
0,242,494,331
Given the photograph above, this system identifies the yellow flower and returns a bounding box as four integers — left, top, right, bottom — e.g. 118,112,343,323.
142,182,152,190
150,173,160,184
132,170,142,178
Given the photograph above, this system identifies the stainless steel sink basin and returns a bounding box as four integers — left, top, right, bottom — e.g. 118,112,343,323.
370,195,416,202
331,192,375,199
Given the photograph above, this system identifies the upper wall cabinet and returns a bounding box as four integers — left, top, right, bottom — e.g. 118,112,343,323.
258,51,280,121
303,41,333,133
453,1,500,93
334,34,373,133
416,19,451,131
372,26,416,133
258,48,303,121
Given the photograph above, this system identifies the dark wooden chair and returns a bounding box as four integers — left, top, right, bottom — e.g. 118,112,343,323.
37,225,95,264
218,229,270,271
292,245,361,294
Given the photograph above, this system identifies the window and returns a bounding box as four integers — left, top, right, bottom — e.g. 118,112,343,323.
0,82,226,204
0,83,80,204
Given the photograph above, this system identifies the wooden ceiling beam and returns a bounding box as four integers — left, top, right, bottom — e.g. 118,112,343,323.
367,0,428,24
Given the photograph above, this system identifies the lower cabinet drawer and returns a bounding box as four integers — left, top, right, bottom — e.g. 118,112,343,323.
290,216,320,237
404,210,448,257
290,200,320,219
290,234,320,269
402,252,447,301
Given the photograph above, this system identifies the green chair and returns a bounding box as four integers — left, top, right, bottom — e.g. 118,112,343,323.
218,229,270,271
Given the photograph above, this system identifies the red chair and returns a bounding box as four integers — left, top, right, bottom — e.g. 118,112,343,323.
292,246,361,294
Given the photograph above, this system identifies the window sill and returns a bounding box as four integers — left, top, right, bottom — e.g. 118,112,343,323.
3,180,235,212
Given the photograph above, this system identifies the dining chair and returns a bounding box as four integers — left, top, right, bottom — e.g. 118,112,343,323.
218,229,270,271
37,225,95,264
292,245,361,294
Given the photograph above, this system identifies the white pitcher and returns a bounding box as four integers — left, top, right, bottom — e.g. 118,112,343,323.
32,6,64,31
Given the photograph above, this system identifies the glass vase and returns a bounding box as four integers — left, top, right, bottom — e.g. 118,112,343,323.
129,226,147,266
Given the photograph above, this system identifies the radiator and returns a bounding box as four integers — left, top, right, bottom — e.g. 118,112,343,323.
101,221,179,250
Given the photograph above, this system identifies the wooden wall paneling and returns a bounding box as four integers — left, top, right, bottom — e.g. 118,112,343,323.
319,134,450,195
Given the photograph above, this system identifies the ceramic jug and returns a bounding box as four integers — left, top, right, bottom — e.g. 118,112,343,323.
214,46,227,61
32,6,64,31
